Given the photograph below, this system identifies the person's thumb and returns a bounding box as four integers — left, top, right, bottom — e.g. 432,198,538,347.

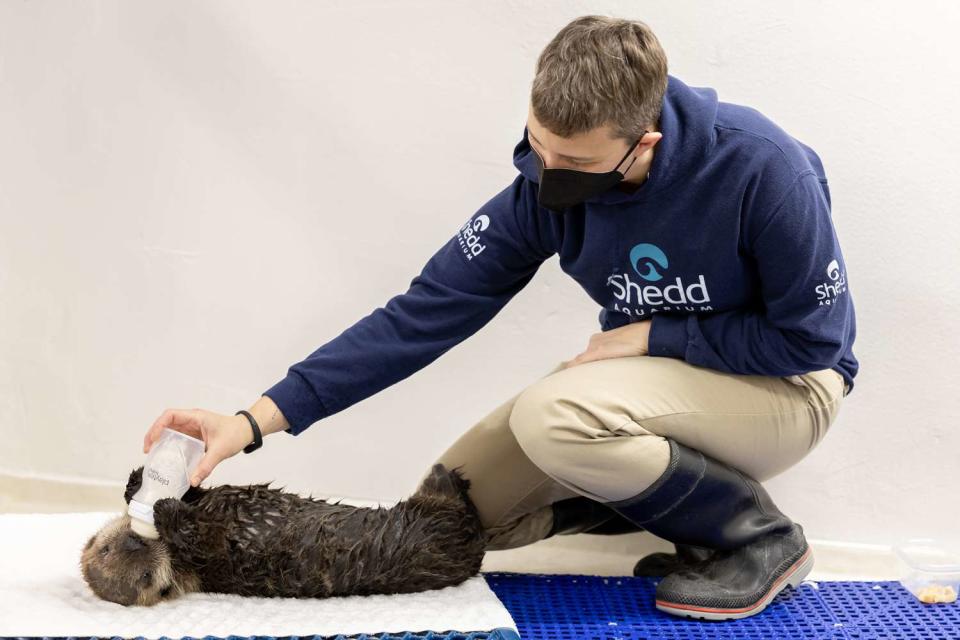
190,452,221,487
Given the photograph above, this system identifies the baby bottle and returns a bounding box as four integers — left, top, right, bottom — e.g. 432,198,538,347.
127,427,205,539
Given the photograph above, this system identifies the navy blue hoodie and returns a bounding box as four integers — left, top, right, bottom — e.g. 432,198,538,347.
265,74,859,436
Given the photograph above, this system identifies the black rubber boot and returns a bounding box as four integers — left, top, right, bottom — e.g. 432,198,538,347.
605,438,814,620
546,496,714,577
632,543,715,577
544,496,644,537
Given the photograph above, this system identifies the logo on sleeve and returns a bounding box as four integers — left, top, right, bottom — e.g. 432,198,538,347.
816,258,847,305
457,214,490,261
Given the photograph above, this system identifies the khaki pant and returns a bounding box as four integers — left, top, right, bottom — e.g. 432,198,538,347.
420,355,847,551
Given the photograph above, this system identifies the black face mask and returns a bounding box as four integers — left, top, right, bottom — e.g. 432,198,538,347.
531,131,646,212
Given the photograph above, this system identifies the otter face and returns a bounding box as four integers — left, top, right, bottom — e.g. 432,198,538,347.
79,513,179,606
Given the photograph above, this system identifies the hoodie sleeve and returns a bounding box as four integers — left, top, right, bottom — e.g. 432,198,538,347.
647,171,853,376
262,175,556,436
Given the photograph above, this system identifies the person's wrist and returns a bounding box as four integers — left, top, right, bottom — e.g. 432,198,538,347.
221,414,256,456
247,395,290,437
631,319,651,355
229,413,250,442
234,410,263,453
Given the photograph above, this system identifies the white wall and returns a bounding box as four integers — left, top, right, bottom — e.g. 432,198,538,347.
1,1,958,549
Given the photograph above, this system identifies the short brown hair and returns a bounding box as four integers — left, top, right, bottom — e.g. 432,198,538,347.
530,15,668,143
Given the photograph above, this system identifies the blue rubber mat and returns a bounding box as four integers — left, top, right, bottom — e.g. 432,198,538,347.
8,631,520,640
483,571,960,639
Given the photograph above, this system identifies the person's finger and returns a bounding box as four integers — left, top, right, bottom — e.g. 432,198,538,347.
144,408,175,453
143,408,199,453
190,450,222,487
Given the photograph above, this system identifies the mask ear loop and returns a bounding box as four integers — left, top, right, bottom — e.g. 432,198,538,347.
614,131,647,174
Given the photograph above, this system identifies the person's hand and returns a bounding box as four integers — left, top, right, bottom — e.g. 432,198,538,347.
562,320,652,369
143,408,253,487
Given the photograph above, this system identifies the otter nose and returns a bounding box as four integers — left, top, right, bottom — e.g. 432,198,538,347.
121,532,146,552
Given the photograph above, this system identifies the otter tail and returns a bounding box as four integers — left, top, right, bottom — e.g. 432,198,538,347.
413,463,473,503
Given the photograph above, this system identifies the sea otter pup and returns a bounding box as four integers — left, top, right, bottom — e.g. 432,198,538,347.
79,463,487,606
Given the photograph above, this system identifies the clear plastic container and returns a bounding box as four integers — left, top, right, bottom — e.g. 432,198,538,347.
893,537,960,604
127,427,205,539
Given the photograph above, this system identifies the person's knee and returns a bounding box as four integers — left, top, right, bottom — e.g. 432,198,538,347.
507,383,560,459
508,382,598,476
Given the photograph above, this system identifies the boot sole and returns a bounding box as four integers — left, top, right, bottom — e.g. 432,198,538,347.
654,546,814,621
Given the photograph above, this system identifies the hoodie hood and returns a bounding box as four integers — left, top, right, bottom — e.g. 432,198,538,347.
512,73,719,206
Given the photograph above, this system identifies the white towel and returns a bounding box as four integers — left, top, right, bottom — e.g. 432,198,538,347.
0,511,519,639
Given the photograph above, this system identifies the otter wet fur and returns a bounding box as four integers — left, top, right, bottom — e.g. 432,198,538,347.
79,463,487,606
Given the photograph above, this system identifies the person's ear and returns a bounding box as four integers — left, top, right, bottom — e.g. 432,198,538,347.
641,131,663,150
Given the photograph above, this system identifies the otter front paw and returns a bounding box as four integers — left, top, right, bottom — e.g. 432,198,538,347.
153,497,197,546
124,466,144,504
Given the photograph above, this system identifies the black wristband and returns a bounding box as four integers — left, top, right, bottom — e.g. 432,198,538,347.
235,410,263,454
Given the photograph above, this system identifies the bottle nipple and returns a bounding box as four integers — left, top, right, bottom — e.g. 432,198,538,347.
130,516,160,539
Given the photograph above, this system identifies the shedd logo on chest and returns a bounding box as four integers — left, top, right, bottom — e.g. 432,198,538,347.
606,242,713,318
